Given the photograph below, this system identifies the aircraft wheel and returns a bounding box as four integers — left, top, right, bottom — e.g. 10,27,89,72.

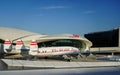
45,57,48,59
66,59,71,62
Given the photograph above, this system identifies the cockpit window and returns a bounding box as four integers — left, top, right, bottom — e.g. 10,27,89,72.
38,39,86,51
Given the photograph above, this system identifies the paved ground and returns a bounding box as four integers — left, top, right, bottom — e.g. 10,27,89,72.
0,67,120,75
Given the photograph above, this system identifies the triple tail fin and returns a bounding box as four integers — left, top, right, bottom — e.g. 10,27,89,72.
30,40,38,52
4,39,12,52
15,39,26,50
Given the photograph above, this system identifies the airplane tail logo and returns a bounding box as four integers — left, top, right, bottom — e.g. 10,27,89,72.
4,39,12,52
30,40,38,51
16,39,26,50
73,34,79,38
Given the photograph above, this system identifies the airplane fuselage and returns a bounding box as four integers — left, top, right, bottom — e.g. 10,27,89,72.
29,46,80,57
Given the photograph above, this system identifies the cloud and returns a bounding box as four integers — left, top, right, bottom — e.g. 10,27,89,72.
37,6,66,10
82,10,95,14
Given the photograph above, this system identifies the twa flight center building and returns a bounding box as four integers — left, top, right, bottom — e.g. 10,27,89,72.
0,27,92,58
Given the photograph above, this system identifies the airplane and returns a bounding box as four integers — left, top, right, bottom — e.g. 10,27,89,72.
4,35,90,61
3,39,81,60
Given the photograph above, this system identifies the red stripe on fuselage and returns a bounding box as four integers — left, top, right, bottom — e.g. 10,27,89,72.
37,49,79,54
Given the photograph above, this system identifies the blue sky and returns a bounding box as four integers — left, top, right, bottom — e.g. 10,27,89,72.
0,0,120,35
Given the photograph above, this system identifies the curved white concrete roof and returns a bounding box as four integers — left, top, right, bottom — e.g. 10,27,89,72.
0,27,92,47
0,27,46,41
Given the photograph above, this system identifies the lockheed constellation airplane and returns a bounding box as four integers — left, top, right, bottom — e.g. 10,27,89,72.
3,34,92,61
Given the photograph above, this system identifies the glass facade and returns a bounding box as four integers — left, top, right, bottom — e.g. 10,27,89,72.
38,39,86,50
85,28,119,47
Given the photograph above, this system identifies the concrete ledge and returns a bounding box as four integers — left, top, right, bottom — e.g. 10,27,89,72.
0,59,120,70
90,47,120,53
0,59,7,70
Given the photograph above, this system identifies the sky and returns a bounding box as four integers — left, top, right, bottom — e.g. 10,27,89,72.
0,0,120,36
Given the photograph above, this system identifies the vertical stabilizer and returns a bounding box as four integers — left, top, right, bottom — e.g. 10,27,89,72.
30,40,38,52
4,39,12,52
16,39,26,50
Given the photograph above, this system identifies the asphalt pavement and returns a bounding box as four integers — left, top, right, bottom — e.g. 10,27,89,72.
0,67,120,75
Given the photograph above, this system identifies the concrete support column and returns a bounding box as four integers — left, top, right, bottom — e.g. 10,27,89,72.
112,52,114,56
